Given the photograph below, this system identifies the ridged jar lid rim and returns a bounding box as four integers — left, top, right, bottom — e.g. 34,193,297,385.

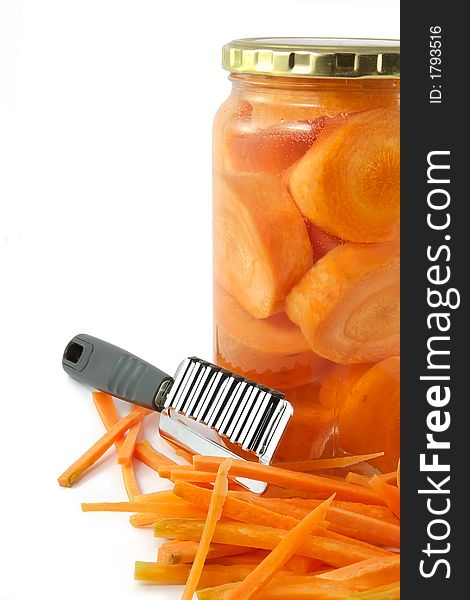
222,37,400,79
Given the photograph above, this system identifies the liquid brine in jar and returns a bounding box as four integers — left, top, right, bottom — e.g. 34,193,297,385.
213,39,400,471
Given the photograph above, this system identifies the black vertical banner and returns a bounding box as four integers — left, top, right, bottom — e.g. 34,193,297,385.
401,5,466,599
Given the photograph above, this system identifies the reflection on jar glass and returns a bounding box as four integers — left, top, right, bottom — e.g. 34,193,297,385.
213,39,400,471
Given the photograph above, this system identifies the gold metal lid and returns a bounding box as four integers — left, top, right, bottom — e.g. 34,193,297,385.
222,38,400,79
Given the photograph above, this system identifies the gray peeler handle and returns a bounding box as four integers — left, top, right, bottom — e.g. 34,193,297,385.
62,334,174,411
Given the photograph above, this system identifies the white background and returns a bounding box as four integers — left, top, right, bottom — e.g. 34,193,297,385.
0,1,399,598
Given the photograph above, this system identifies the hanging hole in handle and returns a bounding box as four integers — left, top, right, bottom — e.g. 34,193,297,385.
64,342,84,364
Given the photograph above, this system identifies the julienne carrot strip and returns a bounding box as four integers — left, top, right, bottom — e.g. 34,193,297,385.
345,473,370,488
133,440,176,473
158,541,249,566
81,501,206,516
346,581,400,599
58,406,150,487
92,391,141,499
275,453,384,473
182,459,232,600
318,556,400,591
369,477,400,519
165,439,196,464
131,513,165,527
231,493,399,547
153,519,387,567
158,464,194,478
173,481,301,531
192,456,383,505
134,562,254,587
171,470,220,484
118,408,142,465
133,490,184,503
224,495,335,600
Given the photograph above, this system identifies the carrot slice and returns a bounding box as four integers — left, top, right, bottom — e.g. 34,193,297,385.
92,391,141,499
197,579,354,600
158,541,250,566
318,363,371,410
58,406,149,487
133,490,185,503
154,519,388,567
289,108,400,243
214,172,312,318
225,117,327,174
275,453,384,473
192,457,383,505
285,243,400,364
135,562,254,587
369,477,400,519
117,408,142,465
318,556,400,591
225,496,334,600
339,358,400,473
215,287,310,355
157,464,193,479
182,459,232,600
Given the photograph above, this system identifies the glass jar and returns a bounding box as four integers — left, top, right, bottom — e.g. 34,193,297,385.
213,39,400,471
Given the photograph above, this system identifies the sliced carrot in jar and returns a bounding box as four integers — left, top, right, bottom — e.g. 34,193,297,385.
216,329,327,390
224,117,326,175
289,108,400,243
215,287,309,355
285,243,400,364
319,363,372,410
339,357,400,473
214,173,313,318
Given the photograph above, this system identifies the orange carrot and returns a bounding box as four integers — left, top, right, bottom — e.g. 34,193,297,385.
234,494,399,548
133,440,175,473
171,470,221,484
276,453,384,473
225,495,335,600
369,477,400,519
153,519,387,567
345,473,370,488
58,406,149,487
192,457,382,505
117,409,142,465
134,562,254,587
133,490,184,503
285,244,400,365
380,472,398,485
158,541,249,566
182,459,232,600
81,501,205,515
318,556,400,591
158,464,194,478
92,391,141,499
346,581,400,599
173,481,301,530
198,579,354,600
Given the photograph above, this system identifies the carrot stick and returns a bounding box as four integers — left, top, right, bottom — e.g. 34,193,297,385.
275,453,384,473
92,391,141,499
171,470,221,484
182,459,232,600
134,562,254,587
346,581,400,599
345,473,370,488
198,579,355,600
117,409,142,465
133,440,175,473
173,481,300,530
369,477,400,519
225,496,335,600
58,406,149,487
318,556,400,591
158,541,250,566
131,513,171,527
133,490,185,503
128,503,208,526
81,501,206,516
193,457,382,505
380,472,398,485
232,494,399,548
154,519,387,567
158,464,194,478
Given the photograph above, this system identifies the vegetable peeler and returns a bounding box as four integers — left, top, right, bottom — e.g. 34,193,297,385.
62,334,293,493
